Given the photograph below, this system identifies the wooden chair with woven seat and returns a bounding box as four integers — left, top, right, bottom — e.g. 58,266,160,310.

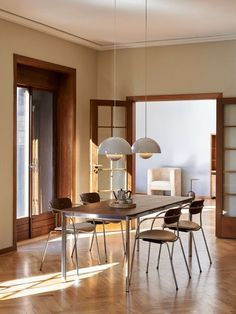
80,192,125,263
130,207,191,290
40,197,101,272
164,199,212,272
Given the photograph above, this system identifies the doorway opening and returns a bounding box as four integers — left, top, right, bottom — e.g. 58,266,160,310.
134,99,216,199
14,55,76,244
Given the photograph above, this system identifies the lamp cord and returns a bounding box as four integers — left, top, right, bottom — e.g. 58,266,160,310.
112,0,117,138
144,0,147,138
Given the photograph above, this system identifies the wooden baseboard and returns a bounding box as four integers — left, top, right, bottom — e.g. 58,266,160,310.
0,245,17,255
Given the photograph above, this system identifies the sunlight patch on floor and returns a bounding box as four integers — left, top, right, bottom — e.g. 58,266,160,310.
0,263,119,300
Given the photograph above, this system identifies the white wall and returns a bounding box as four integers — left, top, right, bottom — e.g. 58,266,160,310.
135,100,216,196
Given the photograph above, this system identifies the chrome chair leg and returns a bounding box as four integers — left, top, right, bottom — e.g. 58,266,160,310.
129,236,137,285
178,237,191,279
192,232,202,273
40,231,52,271
94,229,101,264
102,221,108,263
120,222,126,254
71,233,79,258
171,241,175,259
156,244,162,270
146,242,152,274
201,227,212,264
166,242,178,290
89,230,95,252
72,224,79,276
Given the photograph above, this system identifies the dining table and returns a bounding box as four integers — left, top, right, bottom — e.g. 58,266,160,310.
61,194,192,292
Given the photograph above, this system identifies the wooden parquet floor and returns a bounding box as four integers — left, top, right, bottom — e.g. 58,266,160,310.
0,202,236,314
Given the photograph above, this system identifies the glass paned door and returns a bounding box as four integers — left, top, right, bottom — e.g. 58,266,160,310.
31,90,54,216
16,87,55,240
17,87,30,219
216,98,236,238
90,100,132,200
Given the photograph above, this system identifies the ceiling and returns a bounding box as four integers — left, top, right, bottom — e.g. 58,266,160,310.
1,0,236,50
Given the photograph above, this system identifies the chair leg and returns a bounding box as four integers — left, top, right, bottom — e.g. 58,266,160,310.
166,242,178,290
178,238,191,279
146,242,152,274
94,229,101,265
71,233,78,258
72,226,79,276
129,236,137,285
156,244,162,270
192,232,202,273
171,241,175,258
120,222,126,254
40,231,52,271
201,227,212,265
89,230,95,252
102,221,108,263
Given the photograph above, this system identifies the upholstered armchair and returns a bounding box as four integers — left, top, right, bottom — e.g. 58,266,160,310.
147,168,181,196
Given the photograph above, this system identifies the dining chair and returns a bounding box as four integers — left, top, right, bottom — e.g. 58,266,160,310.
40,197,101,272
80,192,125,263
130,207,191,290
164,199,212,272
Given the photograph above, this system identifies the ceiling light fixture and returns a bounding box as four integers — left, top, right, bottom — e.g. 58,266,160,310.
132,0,161,159
98,0,132,161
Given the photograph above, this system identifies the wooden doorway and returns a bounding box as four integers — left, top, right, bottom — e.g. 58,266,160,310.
90,99,133,197
14,55,76,243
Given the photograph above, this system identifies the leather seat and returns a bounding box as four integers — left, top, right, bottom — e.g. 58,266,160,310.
139,229,177,243
164,220,201,232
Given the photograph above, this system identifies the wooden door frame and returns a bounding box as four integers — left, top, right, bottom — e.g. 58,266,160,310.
13,54,76,245
127,92,223,195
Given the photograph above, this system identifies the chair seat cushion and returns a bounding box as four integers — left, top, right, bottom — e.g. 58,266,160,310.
138,229,177,243
165,220,201,231
150,180,171,191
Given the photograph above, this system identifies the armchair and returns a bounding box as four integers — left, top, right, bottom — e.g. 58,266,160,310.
147,167,181,196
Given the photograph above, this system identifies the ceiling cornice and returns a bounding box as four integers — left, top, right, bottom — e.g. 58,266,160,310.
1,8,236,52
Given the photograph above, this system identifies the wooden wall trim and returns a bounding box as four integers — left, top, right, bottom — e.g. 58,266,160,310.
127,93,223,102
0,245,17,255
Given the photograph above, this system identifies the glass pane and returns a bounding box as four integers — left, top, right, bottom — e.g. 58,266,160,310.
113,127,126,139
113,107,126,127
98,170,111,192
31,90,54,215
112,156,126,169
99,191,112,200
98,106,111,127
225,128,236,148
113,170,127,191
224,173,236,194
17,87,29,218
224,195,236,217
224,150,236,171
224,104,236,125
98,155,111,169
98,127,111,145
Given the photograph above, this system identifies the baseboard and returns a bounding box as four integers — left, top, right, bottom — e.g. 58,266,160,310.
0,245,17,255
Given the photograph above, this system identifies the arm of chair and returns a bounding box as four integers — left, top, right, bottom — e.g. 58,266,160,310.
170,168,181,196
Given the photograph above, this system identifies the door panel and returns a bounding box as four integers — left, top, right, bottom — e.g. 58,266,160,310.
90,99,133,200
216,98,236,238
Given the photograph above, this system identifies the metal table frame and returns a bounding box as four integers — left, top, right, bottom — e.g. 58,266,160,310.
61,195,192,292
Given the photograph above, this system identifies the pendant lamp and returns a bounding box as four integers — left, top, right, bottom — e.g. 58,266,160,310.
98,0,132,161
132,0,161,159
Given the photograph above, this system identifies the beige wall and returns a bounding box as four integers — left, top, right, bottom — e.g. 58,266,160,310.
97,41,236,99
0,18,97,250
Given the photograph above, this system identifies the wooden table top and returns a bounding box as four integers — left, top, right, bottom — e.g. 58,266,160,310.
63,195,192,220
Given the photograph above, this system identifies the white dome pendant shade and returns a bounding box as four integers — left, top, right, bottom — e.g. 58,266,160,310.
98,137,132,161
132,137,161,159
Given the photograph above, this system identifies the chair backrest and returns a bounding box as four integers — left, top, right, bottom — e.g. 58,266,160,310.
164,207,181,225
50,197,72,211
80,192,100,204
189,199,204,215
